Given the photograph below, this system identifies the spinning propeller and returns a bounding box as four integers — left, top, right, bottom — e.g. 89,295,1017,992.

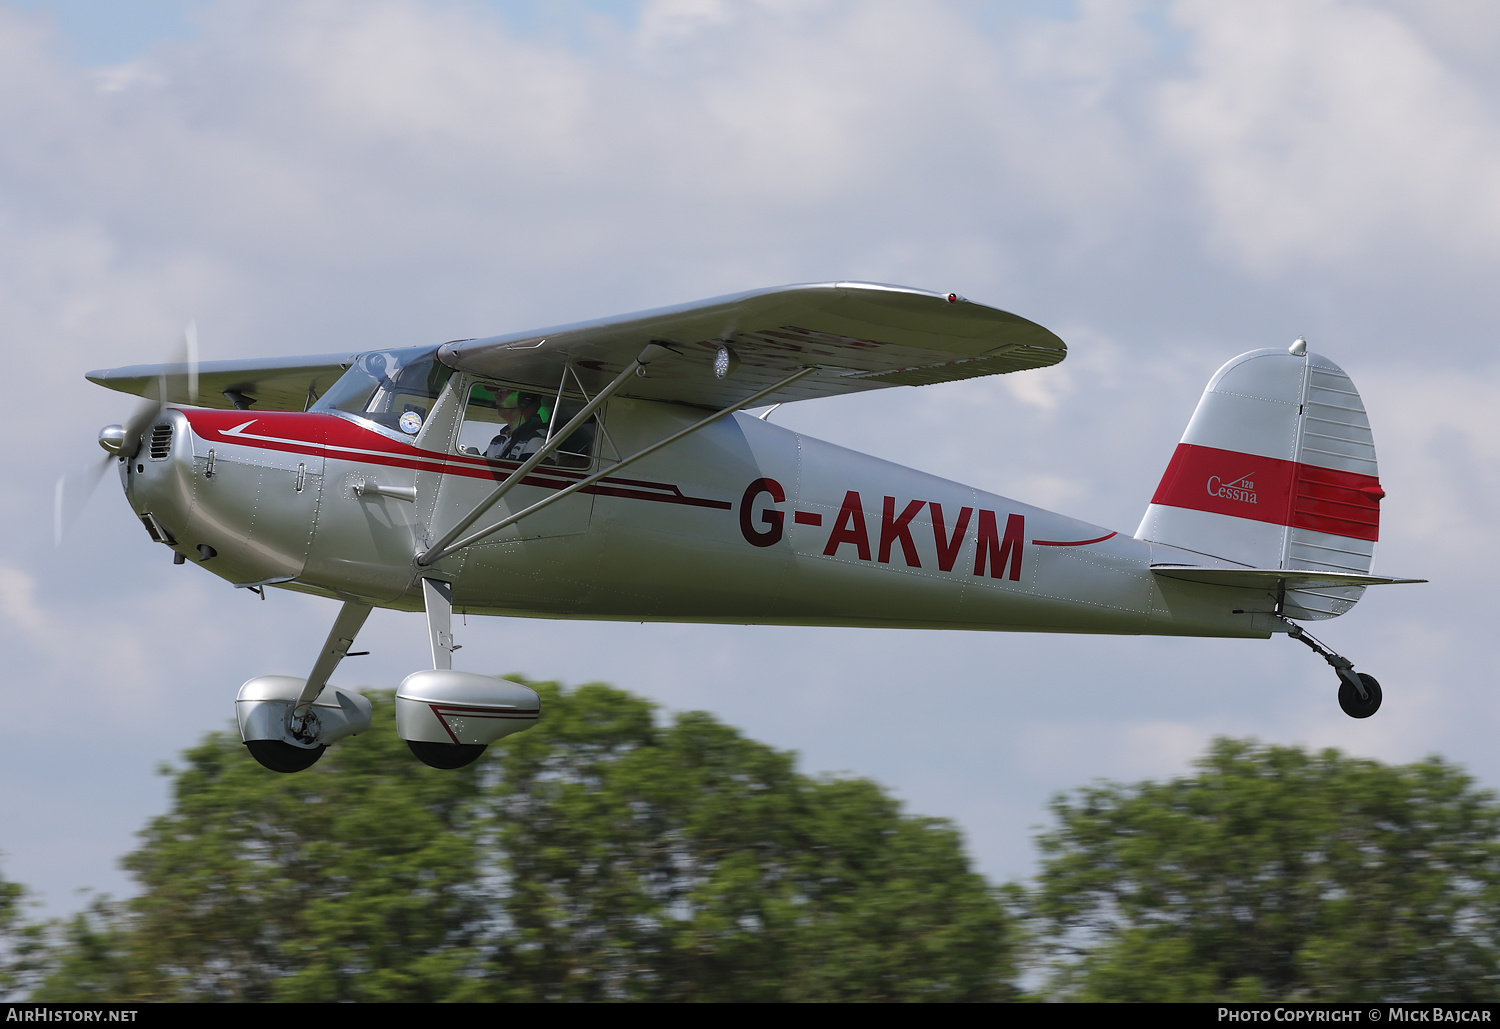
54,322,199,546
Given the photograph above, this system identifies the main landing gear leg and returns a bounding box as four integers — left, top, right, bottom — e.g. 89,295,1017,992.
422,577,458,671
405,578,486,769
1282,620,1382,719
242,600,373,772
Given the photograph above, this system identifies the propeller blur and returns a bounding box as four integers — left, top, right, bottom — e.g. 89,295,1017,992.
56,322,199,547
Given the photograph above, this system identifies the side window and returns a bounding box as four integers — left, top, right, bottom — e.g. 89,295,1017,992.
456,383,597,469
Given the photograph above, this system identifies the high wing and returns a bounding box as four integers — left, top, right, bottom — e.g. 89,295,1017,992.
439,282,1066,408
87,353,358,412
85,284,1066,413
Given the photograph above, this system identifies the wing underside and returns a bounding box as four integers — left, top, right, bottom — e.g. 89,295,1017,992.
439,282,1067,408
87,353,358,412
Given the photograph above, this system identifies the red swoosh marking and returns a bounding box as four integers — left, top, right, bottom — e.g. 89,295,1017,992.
182,409,732,511
1033,532,1118,547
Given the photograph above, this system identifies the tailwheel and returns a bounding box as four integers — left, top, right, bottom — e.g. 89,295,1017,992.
1284,621,1384,720
407,741,487,769
1338,672,1382,719
246,739,326,773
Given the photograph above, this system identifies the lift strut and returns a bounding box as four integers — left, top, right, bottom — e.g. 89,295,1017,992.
417,362,815,566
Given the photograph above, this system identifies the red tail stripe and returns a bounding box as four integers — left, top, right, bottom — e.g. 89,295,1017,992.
1151,444,1380,542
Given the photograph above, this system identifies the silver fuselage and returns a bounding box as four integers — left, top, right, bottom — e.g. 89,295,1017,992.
121,376,1274,639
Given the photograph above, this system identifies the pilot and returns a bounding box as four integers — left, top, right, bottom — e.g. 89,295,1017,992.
484,392,549,461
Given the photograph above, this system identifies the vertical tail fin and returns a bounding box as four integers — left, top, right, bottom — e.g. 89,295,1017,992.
1137,343,1383,620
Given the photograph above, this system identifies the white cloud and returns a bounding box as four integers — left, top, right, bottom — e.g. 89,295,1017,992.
636,0,740,49
0,566,48,637
1360,363,1500,567
1161,0,1500,272
1005,364,1073,410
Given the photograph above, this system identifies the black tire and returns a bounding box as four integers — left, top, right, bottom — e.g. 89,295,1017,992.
408,740,487,769
1338,672,1382,719
245,739,326,772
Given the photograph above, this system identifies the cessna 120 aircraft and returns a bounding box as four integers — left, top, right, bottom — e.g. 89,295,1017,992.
82,282,1422,772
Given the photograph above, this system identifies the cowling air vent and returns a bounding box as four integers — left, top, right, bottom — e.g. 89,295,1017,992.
138,512,176,545
149,423,173,460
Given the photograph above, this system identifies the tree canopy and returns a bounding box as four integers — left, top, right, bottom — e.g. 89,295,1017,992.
30,681,1014,1002
0,867,46,1001
1029,738,1500,1002
18,693,1500,1003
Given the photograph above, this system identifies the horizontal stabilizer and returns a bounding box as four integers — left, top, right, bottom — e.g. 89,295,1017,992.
1151,564,1426,591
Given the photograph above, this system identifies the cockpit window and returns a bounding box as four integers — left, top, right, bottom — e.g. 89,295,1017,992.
312,345,454,436
457,383,596,469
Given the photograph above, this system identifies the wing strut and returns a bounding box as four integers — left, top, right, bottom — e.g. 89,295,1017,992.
418,343,674,566
417,364,815,566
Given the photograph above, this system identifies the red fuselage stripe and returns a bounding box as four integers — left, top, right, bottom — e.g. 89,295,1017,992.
181,409,733,511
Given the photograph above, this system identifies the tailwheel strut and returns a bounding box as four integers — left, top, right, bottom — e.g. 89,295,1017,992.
1282,620,1382,719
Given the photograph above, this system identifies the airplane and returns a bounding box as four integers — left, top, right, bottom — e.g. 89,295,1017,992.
81,282,1424,772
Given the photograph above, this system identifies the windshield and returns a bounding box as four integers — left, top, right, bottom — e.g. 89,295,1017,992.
312,345,454,436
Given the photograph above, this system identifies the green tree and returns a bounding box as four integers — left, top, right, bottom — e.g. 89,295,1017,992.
489,682,1013,1001
0,866,47,1000
1029,738,1500,1002
35,681,1014,1002
35,695,493,1002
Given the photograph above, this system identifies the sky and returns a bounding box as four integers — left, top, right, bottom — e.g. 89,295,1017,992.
2,0,1499,917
